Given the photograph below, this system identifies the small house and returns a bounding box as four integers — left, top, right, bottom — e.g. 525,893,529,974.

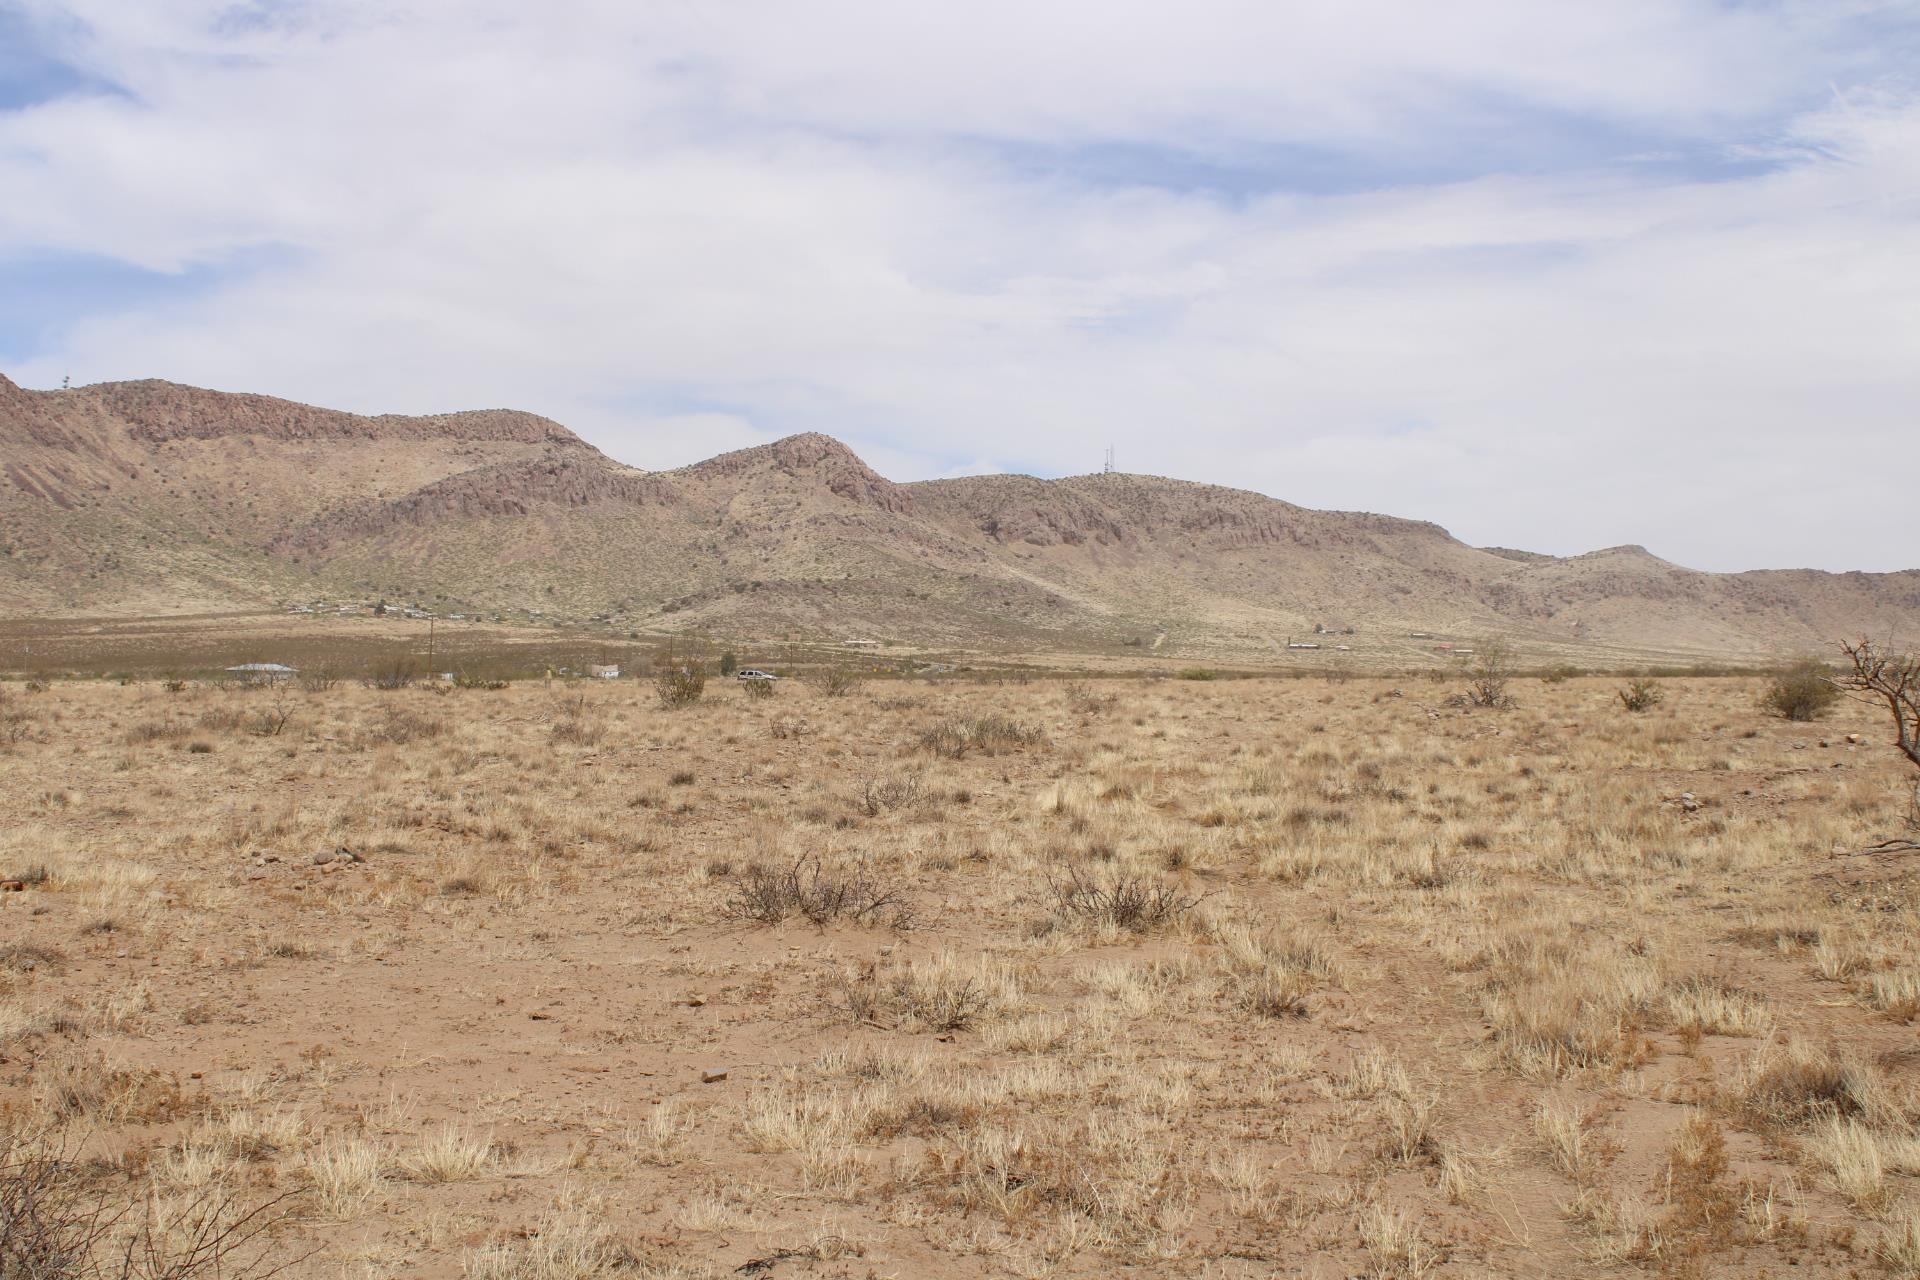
225,663,297,685
589,664,621,680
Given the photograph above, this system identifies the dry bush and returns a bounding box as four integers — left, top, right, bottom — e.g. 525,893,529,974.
1043,864,1203,935
0,689,38,746
1064,682,1119,714
725,858,912,928
915,714,1042,759
1,1126,300,1280
1841,638,1920,822
816,668,862,697
1463,639,1517,709
368,704,444,746
295,668,338,692
859,771,922,815
740,677,773,701
362,660,417,691
1617,678,1663,713
653,664,705,709
550,716,604,747
1763,658,1839,721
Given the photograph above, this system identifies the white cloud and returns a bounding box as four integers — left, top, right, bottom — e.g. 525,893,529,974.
2,1,1918,570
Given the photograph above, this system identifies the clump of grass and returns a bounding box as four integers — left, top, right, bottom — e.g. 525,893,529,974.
465,1201,640,1280
1664,976,1773,1038
395,1125,500,1183
842,952,1025,1032
1732,1040,1900,1129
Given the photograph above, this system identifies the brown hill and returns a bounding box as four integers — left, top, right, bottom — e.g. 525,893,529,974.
3,372,1915,659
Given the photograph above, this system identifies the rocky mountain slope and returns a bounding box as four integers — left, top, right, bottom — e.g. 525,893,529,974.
4,373,1915,659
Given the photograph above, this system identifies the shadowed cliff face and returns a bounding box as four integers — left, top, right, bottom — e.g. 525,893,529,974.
2,372,1917,657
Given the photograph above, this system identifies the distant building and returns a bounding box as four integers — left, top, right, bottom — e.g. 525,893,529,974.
589,664,621,679
225,663,297,684
843,639,880,648
1287,642,1321,650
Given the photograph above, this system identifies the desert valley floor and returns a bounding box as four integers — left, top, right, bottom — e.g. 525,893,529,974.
3,673,1919,1278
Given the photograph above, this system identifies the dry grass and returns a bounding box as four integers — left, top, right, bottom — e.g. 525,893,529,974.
0,672,1915,1277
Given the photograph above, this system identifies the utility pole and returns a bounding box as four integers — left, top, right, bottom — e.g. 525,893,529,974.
427,616,436,670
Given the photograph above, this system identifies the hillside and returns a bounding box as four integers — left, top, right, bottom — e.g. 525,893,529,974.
3,373,1916,659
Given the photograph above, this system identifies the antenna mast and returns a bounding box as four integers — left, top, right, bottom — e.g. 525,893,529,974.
1103,445,1114,475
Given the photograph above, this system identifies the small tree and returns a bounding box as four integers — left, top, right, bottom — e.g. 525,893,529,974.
654,661,705,708
1840,638,1920,825
719,652,738,676
1464,639,1516,709
1618,678,1663,713
1763,657,1839,722
818,668,862,697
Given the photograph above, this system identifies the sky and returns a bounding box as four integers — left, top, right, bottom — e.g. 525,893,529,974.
2,2,1918,572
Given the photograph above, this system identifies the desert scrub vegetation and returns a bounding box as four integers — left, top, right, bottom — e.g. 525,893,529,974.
0,1125,300,1280
914,712,1041,758
652,661,705,707
1041,864,1204,936
1617,676,1663,712
723,857,912,928
1765,656,1841,721
0,671,1914,1277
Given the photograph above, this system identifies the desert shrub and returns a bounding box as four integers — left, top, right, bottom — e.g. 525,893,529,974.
817,668,862,697
550,716,604,747
719,652,738,676
454,673,508,690
1618,678,1663,713
1539,664,1583,684
296,667,339,693
1,1125,299,1280
1464,640,1517,709
369,705,443,746
725,858,912,928
0,690,39,745
1043,864,1203,935
740,677,773,701
915,714,1042,759
362,660,416,691
1763,657,1839,721
654,663,705,708
1175,668,1216,681
860,771,923,815
1064,682,1118,715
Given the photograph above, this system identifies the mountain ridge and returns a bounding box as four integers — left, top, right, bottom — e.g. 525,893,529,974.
3,373,1916,658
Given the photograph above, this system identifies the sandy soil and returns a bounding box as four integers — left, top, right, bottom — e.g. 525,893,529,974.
2,671,1917,1278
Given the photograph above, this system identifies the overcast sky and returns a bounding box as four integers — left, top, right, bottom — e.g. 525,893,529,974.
3,2,1917,571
